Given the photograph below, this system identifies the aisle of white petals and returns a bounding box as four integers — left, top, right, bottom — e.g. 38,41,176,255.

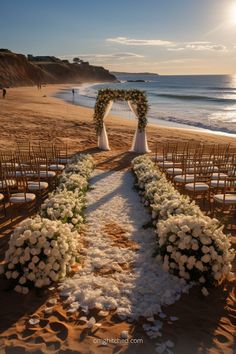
59,170,190,338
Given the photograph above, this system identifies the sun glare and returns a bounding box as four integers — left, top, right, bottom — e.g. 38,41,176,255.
229,3,236,24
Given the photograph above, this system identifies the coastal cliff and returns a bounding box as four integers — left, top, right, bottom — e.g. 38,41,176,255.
0,49,117,87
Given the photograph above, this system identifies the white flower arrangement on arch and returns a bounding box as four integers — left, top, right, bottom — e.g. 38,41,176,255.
132,155,235,294
94,88,149,136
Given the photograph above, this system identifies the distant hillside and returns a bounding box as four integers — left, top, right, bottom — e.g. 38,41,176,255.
112,71,159,76
0,50,117,87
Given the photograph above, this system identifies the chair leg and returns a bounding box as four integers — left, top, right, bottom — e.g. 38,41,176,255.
3,202,6,217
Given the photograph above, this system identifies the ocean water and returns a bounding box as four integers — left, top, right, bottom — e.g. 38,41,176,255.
56,73,236,135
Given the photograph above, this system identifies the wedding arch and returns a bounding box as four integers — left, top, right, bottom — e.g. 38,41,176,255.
93,88,150,153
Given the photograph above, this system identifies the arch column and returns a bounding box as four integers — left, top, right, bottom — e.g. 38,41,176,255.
128,100,151,153
98,100,113,150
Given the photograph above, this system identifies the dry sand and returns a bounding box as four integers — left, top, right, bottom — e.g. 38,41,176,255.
0,85,235,354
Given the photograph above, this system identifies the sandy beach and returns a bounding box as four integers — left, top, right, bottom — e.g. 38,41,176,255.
0,85,235,354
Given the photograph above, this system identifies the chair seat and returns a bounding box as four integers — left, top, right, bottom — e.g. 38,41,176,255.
185,167,200,173
10,193,36,203
40,164,65,171
0,179,17,189
174,174,195,183
152,155,164,162
214,194,236,204
211,173,228,180
39,171,56,178
28,181,48,191
49,164,65,171
58,158,71,164
0,193,4,201
210,180,226,188
185,182,209,191
157,161,174,168
2,162,19,168
209,166,219,172
166,168,183,175
15,171,36,177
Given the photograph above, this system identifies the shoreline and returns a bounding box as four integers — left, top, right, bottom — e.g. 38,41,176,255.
55,82,236,137
54,84,236,139
1,84,236,155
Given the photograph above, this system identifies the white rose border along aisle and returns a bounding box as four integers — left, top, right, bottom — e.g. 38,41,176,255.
0,154,94,294
132,156,235,296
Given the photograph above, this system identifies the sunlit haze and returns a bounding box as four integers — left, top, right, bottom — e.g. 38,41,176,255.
1,0,236,74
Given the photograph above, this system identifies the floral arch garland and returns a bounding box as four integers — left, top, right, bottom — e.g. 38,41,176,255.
93,88,149,136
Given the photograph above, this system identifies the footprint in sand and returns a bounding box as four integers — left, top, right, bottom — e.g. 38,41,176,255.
6,347,27,354
7,333,18,340
49,321,68,341
34,336,61,351
215,334,228,344
21,328,36,339
46,341,61,351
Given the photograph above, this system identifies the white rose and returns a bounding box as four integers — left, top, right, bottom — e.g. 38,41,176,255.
27,273,36,281
12,257,19,265
15,238,24,247
38,261,46,270
52,262,60,271
201,254,211,263
43,277,51,286
212,264,219,273
14,285,22,294
202,246,210,254
19,276,27,284
169,235,176,243
30,248,38,256
29,236,37,245
35,279,44,288
201,287,209,296
71,218,78,225
192,243,199,251
179,255,188,264
6,271,12,279
28,262,35,270
12,271,19,279
21,287,29,295
195,261,204,271
166,245,173,253
199,276,206,283
23,230,32,238
214,272,222,281
32,256,39,264
51,240,57,247
16,248,22,256
49,270,57,280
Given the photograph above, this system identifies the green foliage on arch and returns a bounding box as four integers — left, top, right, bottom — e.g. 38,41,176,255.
93,88,149,135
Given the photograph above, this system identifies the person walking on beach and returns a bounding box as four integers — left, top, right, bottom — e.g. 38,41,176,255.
2,88,6,98
72,88,75,96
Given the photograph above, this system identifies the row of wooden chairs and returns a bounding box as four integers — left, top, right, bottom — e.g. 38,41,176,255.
154,142,236,224
0,140,73,222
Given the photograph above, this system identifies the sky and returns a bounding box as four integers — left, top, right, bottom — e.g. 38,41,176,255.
1,0,236,75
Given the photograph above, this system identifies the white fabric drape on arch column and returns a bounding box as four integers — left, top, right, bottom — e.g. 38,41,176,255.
127,100,150,153
98,100,113,150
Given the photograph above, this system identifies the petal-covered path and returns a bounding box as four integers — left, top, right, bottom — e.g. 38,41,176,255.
60,170,189,339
